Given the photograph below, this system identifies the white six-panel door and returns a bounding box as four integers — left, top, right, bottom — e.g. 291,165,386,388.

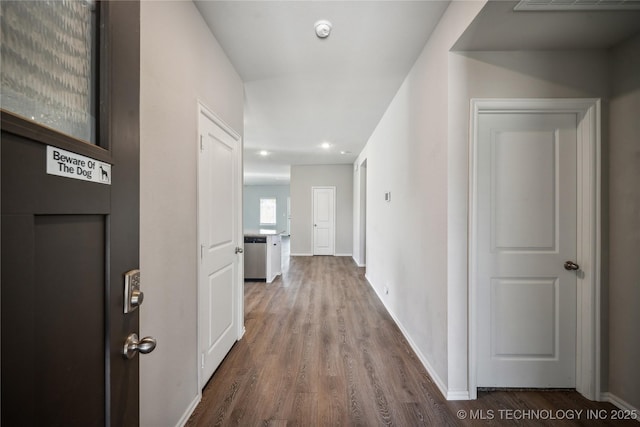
198,105,242,386
313,187,335,255
477,112,578,388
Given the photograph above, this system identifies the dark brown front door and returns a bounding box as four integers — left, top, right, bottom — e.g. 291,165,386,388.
1,2,141,426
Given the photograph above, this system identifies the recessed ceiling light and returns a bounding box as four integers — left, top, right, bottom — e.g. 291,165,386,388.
321,142,331,149
340,150,351,155
258,150,269,156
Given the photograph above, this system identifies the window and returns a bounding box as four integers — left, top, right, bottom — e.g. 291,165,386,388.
260,198,277,225
1,0,98,144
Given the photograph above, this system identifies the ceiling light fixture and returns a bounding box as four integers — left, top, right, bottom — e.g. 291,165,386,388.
315,20,332,39
340,150,351,155
258,150,269,156
321,142,331,149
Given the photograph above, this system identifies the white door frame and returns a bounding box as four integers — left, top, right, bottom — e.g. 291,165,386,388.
312,186,336,256
468,98,601,400
196,100,244,391
287,196,291,236
359,159,367,267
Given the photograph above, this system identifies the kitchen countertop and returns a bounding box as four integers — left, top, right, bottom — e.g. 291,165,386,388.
244,229,284,237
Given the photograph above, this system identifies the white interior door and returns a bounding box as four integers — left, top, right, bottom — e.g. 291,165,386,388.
477,112,578,388
198,106,242,386
312,187,335,255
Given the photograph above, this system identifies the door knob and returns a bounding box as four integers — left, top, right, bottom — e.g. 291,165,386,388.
235,246,244,254
123,333,157,359
564,261,580,271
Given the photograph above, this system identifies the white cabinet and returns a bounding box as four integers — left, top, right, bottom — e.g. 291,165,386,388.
266,234,281,283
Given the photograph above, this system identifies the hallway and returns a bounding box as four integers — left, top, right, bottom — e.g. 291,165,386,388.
186,256,632,426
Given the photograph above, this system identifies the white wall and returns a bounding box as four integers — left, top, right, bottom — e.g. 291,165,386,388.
355,0,628,400
290,164,353,256
353,1,486,396
243,184,290,233
140,2,243,426
608,33,640,410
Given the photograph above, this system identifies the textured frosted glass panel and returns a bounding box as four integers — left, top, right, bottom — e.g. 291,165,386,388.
1,0,96,144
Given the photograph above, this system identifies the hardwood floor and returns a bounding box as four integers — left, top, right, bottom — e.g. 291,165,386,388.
187,255,635,426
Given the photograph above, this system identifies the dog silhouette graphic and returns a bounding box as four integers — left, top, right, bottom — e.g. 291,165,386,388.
99,166,109,181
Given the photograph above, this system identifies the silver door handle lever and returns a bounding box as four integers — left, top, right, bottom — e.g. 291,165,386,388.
564,261,580,271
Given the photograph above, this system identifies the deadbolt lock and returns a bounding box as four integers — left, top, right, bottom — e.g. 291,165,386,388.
124,269,144,314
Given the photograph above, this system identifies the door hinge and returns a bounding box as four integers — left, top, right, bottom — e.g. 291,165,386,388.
201,353,205,369
200,244,205,259
200,135,204,152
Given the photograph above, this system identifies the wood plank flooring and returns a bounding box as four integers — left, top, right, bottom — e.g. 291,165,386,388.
187,253,636,426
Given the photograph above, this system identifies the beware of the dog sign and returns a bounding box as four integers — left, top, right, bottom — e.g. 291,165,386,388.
46,146,111,185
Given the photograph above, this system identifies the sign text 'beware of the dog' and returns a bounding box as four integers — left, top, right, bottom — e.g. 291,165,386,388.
46,146,111,185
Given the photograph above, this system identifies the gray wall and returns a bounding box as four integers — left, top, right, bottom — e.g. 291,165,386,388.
449,46,640,406
448,48,611,393
290,164,353,256
243,184,290,233
608,33,640,410
356,6,635,399
139,2,244,425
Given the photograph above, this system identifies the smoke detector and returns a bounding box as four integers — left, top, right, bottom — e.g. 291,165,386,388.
315,20,332,39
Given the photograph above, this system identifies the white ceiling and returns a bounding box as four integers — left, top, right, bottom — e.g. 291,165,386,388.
194,1,640,186
194,1,450,185
453,1,640,51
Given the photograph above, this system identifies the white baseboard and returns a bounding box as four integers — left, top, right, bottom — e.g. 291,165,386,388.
447,390,471,400
290,253,353,257
363,274,450,400
175,394,201,427
352,256,365,267
601,392,640,420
